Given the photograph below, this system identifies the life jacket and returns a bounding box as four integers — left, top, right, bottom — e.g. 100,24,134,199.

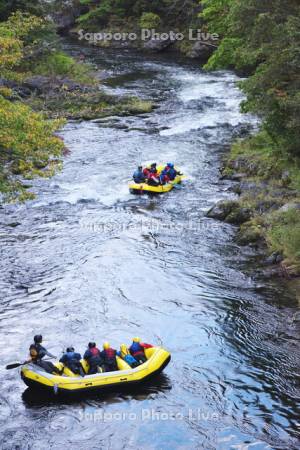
129,342,145,357
63,351,81,364
143,168,150,178
160,172,170,184
148,172,159,182
90,347,100,357
133,170,145,183
124,354,138,366
29,345,38,361
103,348,117,361
30,343,47,360
168,168,177,180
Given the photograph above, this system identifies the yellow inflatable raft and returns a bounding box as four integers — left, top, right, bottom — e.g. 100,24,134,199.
129,165,183,194
21,347,171,396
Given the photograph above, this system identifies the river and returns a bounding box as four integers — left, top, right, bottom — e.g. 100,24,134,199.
0,44,299,450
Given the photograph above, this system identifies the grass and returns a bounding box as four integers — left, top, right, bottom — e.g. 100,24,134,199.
224,131,300,274
226,131,300,188
266,209,300,260
33,52,96,85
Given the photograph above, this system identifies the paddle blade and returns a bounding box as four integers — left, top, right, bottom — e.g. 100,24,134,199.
6,363,23,370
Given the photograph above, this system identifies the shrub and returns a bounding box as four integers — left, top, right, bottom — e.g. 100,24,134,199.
34,52,94,84
139,12,161,29
267,209,300,261
0,95,65,201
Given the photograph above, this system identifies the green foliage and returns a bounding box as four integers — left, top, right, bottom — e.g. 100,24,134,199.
77,1,113,26
204,37,242,69
0,11,96,202
0,0,45,21
0,11,58,81
36,52,75,76
34,52,94,84
0,12,46,71
77,0,200,27
77,0,140,26
228,132,300,184
202,0,300,157
267,209,300,261
200,0,233,35
225,131,300,267
139,12,161,29
0,95,65,201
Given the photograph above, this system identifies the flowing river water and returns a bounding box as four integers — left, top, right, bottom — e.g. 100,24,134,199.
0,44,299,450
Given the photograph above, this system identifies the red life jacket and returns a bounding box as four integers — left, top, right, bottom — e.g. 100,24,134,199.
141,343,153,349
149,172,159,182
104,348,116,360
161,174,170,183
90,347,100,357
143,168,150,177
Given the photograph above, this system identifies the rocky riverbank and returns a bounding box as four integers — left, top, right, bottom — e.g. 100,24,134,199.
51,0,216,61
71,28,217,61
0,75,153,121
207,133,300,279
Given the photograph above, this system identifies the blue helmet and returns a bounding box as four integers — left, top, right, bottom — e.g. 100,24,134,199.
167,163,174,168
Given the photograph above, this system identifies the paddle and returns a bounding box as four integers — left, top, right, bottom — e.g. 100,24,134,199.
6,361,29,370
6,356,55,370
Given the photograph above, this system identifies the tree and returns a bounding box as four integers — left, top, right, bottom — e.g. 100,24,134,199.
0,96,65,201
0,0,45,21
201,0,300,156
0,12,65,201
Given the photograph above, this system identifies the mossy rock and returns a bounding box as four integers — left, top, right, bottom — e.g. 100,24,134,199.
282,259,300,278
225,207,252,225
236,223,264,245
206,200,240,221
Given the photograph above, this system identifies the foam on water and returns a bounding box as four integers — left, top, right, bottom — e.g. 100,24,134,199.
160,69,257,136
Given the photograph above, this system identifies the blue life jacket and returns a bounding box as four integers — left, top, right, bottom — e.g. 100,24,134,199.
60,351,81,364
133,170,145,184
168,168,177,180
129,342,144,356
124,354,138,366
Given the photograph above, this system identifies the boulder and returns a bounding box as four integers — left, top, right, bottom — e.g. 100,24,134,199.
206,200,240,221
0,78,31,97
223,173,248,182
240,180,268,192
143,38,173,52
207,200,252,225
51,0,84,32
24,76,52,93
24,76,89,94
225,207,251,225
0,78,16,88
279,202,300,213
264,252,284,265
255,199,283,214
188,41,216,60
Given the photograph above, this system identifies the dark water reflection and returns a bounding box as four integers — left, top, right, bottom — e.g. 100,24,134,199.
0,43,299,449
